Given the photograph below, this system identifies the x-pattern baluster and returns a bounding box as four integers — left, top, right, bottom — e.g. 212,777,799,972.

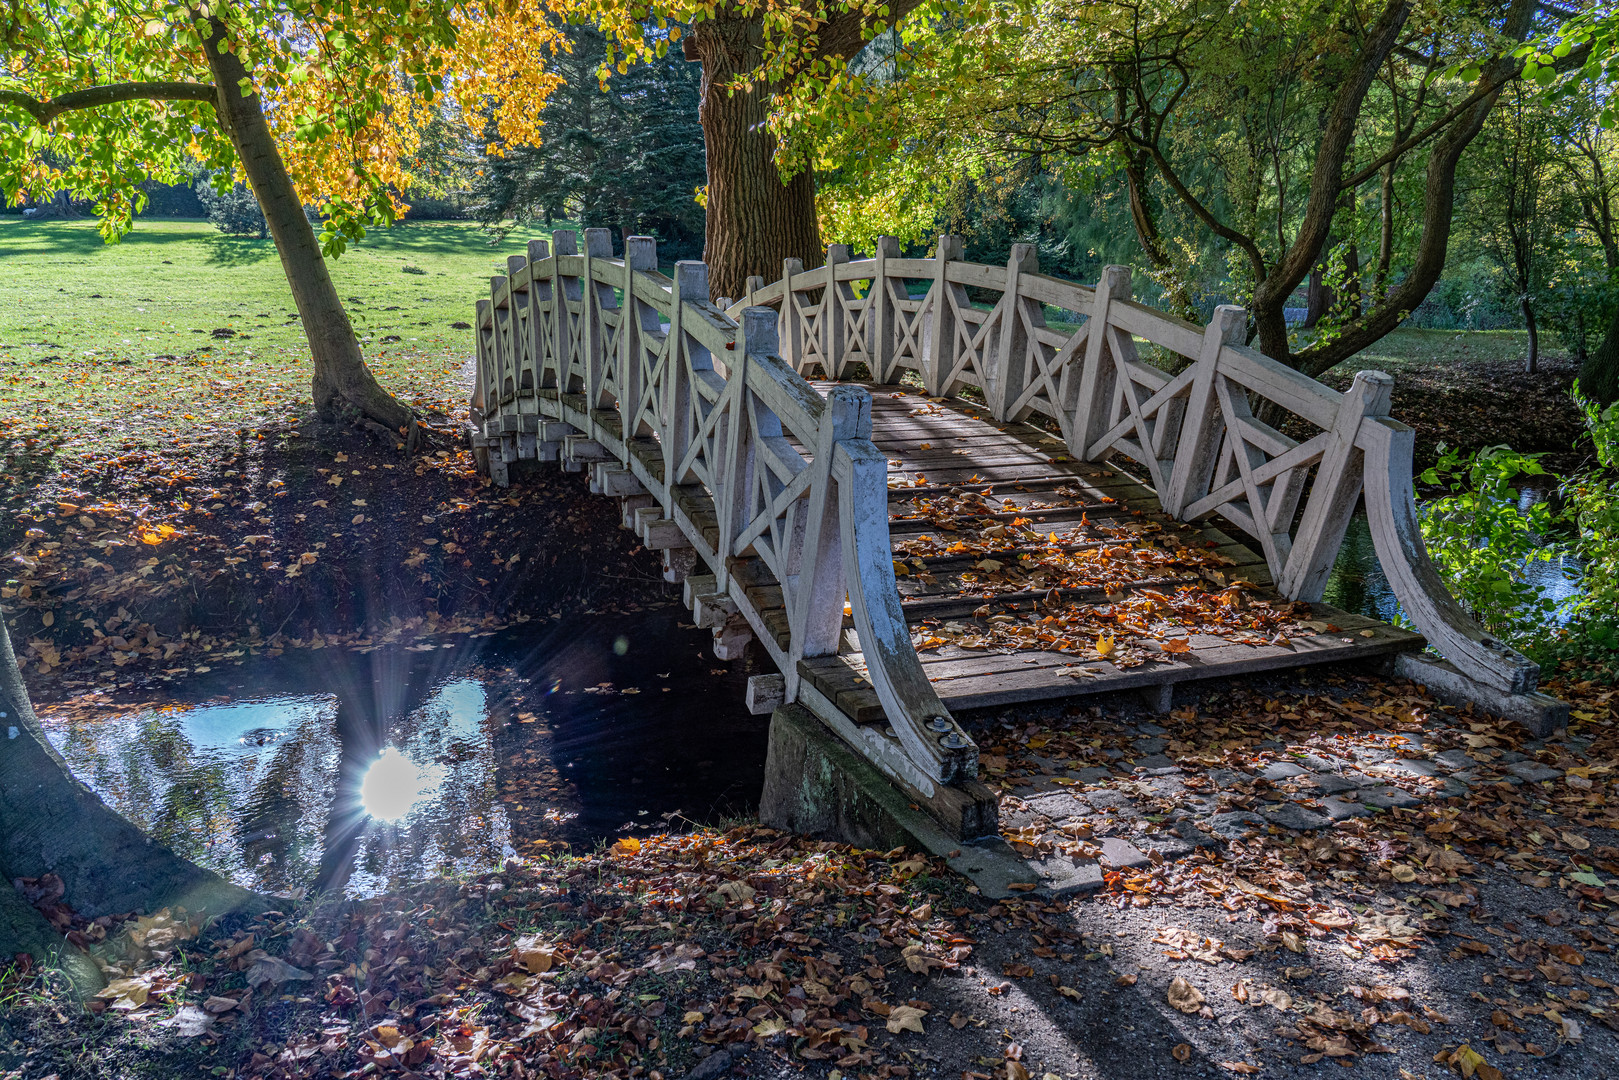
946,289,999,389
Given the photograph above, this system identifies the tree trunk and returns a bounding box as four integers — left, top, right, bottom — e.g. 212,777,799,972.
200,20,414,439
688,23,822,302
1581,308,1619,404
1304,261,1333,329
1344,241,1362,319
0,611,257,963
1522,295,1539,375
1120,148,1199,322
1375,163,1395,299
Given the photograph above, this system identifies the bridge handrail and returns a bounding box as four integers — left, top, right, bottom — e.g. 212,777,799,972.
725,235,1539,697
472,229,976,790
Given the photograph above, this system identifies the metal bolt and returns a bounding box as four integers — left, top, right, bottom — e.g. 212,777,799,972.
926,716,951,732
940,733,971,750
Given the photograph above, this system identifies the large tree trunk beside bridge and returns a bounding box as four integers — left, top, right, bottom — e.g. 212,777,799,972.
685,23,823,302
681,2,926,302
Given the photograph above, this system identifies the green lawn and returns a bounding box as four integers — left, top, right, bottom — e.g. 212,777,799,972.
0,217,555,463
1305,326,1551,375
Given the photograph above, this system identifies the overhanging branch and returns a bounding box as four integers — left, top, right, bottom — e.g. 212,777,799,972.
0,81,217,126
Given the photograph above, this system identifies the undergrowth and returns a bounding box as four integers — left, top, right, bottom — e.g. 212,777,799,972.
1420,385,1619,679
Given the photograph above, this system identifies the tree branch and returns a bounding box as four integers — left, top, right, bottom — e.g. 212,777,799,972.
1340,78,1509,189
810,1,927,67
0,81,216,126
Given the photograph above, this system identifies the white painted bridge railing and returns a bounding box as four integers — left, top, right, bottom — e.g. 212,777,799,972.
732,235,1540,698
471,228,975,796
471,228,1542,796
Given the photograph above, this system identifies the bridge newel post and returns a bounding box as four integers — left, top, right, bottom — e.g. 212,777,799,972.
990,243,1041,421
550,229,580,393
1279,369,1393,602
581,228,616,412
622,236,658,437
663,260,709,489
525,240,555,389
1164,304,1246,518
489,275,513,404
825,244,852,379
506,254,534,396
1072,264,1132,459
871,236,900,384
780,258,805,373
924,234,962,396
472,298,492,425
716,307,781,591
789,382,871,689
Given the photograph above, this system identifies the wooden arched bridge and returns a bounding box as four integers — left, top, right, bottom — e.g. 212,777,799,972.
469,229,1558,837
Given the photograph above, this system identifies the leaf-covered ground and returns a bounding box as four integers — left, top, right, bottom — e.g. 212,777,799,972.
4,666,1619,1080
1309,340,1588,475
1,223,1613,1080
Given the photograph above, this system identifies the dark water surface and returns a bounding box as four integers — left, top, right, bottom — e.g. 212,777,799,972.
44,496,1584,899
1323,503,1585,627
41,608,767,898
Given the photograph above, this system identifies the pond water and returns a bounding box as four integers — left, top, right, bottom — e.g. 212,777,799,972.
1322,497,1585,625
40,609,768,898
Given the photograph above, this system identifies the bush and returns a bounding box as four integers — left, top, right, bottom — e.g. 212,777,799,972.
1559,389,1619,654
1419,444,1562,640
1418,387,1619,670
197,180,266,238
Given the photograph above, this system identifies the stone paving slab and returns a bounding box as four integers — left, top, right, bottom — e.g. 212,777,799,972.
984,691,1580,894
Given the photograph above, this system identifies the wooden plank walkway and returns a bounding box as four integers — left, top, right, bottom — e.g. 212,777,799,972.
798,385,1423,723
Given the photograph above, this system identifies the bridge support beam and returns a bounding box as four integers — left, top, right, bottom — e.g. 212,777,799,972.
761,703,1002,849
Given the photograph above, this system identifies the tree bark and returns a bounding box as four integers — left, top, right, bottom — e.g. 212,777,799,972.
200,21,414,438
0,611,257,963
1291,0,1536,376
1120,146,1200,322
1304,260,1333,329
1581,311,1619,403
688,21,823,302
1375,162,1395,299
1247,0,1412,362
1522,295,1539,374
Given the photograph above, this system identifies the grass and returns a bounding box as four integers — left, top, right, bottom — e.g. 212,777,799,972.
1306,326,1554,374
0,217,559,470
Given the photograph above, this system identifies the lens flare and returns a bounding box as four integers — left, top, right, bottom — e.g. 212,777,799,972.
359,747,443,823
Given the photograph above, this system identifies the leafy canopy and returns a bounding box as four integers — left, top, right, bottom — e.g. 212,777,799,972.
1,0,563,252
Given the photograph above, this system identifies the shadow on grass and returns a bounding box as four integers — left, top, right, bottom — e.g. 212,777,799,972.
0,218,206,257
200,234,277,267
353,220,574,259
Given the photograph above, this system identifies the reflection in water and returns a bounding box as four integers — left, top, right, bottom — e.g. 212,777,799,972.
359,748,445,823
1324,506,1585,625
41,609,766,897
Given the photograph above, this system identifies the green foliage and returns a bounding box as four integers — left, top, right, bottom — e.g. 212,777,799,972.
1419,444,1562,640
1559,388,1619,654
196,181,266,239
468,23,704,259
1417,386,1619,666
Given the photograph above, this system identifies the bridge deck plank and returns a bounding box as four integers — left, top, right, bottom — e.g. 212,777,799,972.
790,383,1423,720
529,378,1419,724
